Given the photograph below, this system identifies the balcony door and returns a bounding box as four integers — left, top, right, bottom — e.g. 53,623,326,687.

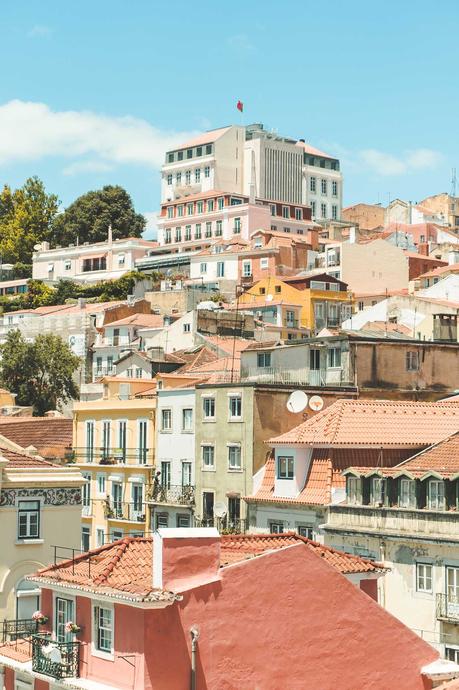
16,579,40,621
447,567,459,617
82,474,91,516
132,483,143,520
55,597,74,643
112,482,123,517
202,492,214,524
137,419,148,464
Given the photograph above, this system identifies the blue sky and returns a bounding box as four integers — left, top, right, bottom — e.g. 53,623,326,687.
1,0,458,237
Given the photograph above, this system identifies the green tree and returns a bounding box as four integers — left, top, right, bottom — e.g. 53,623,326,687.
52,185,146,245
0,177,60,264
0,330,80,415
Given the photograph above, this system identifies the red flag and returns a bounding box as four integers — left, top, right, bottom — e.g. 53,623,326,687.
237,100,244,113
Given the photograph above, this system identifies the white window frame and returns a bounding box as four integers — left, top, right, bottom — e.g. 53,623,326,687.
96,473,106,497
161,408,172,432
228,394,242,420
242,260,252,277
202,444,215,470
416,562,433,593
428,480,445,510
182,407,193,432
92,601,114,660
202,396,215,420
400,478,416,508
260,257,269,270
277,456,294,480
228,444,242,471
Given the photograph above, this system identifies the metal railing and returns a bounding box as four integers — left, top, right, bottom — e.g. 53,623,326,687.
437,593,459,623
195,517,248,533
243,366,310,385
284,318,299,329
73,448,154,465
2,618,38,642
93,366,116,377
149,484,195,506
32,633,80,679
104,500,147,522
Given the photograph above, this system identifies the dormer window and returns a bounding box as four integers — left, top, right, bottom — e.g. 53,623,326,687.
371,477,386,506
277,456,294,480
428,480,445,510
347,476,360,505
400,478,416,508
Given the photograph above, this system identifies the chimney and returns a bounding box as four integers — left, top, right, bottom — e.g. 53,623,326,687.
349,226,357,244
418,242,429,256
153,528,221,592
448,249,459,265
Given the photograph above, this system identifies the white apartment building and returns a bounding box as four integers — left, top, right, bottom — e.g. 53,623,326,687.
32,234,157,284
161,123,343,222
155,387,196,527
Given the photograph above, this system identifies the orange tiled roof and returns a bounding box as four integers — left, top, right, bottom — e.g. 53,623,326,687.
104,313,164,329
269,399,459,448
175,127,231,150
2,448,55,468
29,534,384,600
417,263,459,280
346,431,459,480
0,638,33,662
0,417,73,459
202,336,254,358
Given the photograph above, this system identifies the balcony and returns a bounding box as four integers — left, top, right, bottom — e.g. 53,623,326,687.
195,517,247,533
244,366,310,385
2,618,38,642
94,366,116,378
32,634,79,679
284,318,299,329
437,594,459,623
149,484,195,506
73,448,154,466
104,501,147,522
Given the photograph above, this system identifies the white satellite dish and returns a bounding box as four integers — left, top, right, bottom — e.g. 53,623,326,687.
287,390,308,413
266,294,273,302
309,395,324,412
214,501,227,518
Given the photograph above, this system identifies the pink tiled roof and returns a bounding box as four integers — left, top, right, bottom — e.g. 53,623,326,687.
175,127,232,149
2,448,55,468
104,313,164,329
269,399,459,448
0,417,73,459
417,263,459,279
295,141,336,160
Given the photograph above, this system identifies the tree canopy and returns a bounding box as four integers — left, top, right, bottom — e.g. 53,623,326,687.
52,185,146,245
0,330,80,415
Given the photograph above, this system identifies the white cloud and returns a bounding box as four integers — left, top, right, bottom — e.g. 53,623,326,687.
143,212,158,239
62,160,114,176
28,25,52,37
359,147,443,176
0,100,196,170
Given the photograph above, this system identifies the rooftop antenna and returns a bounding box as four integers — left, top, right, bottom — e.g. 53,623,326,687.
451,168,457,198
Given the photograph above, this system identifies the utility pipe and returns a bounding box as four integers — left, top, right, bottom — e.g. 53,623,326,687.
190,625,199,690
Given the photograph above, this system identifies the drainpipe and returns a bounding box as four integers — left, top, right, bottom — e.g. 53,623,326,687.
190,626,200,690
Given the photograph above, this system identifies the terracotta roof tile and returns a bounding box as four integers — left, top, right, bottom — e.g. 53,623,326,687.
105,313,164,329
0,417,72,459
2,448,55,468
0,638,33,662
270,399,459,447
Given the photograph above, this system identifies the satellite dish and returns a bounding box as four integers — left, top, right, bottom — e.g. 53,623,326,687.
214,501,227,518
287,390,308,413
266,294,273,302
309,395,324,412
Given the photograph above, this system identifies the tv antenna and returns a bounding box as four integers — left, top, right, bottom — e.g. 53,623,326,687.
286,390,308,413
451,168,457,198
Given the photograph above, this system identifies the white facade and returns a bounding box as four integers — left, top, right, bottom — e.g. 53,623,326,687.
155,388,196,526
141,311,196,354
189,249,239,284
32,236,157,284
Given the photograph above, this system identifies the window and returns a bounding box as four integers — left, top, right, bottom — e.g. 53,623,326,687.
295,208,302,220
310,177,316,193
64,259,71,270
205,222,212,238
117,420,127,461
447,566,459,607
208,199,214,212
102,420,111,459
177,514,191,527
446,647,459,664
195,168,201,183
260,257,269,270
257,352,271,368
165,228,172,244
321,203,327,218
218,197,224,210
332,205,338,220
185,225,192,241
161,461,171,489
177,151,184,161
161,408,172,431
233,217,241,234
270,204,277,216
197,201,204,213
327,347,341,367
416,563,432,593
182,408,193,431
228,497,240,524
400,478,416,508
298,526,313,539
195,223,202,239
96,474,106,496
229,395,242,419
202,445,215,468
137,418,148,464
311,201,316,216
82,526,90,552
18,500,40,539
217,261,225,277
196,146,202,157
406,351,419,371
185,171,191,184
167,207,174,219
182,461,192,486
358,301,364,311
167,174,173,185
282,206,289,219
175,227,182,242
269,522,284,534
203,397,215,419
428,480,445,510
156,513,169,528
56,597,74,643
372,477,386,505
228,445,241,470
200,262,207,274
94,605,113,654
96,529,105,547
347,476,359,504
242,260,252,277
204,166,210,178
177,205,184,217
176,172,182,183
86,420,95,462
135,367,142,379
277,456,294,480
183,322,191,333
216,220,223,236
332,180,338,196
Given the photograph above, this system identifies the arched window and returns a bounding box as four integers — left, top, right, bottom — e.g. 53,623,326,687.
15,578,40,620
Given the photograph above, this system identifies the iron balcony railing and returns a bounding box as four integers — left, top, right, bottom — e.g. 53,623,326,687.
437,593,459,623
284,318,299,329
2,618,38,642
104,500,147,522
73,447,154,465
195,517,247,534
149,484,195,506
93,366,116,377
32,633,80,679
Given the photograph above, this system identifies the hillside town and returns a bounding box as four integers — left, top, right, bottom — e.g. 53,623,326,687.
0,116,458,689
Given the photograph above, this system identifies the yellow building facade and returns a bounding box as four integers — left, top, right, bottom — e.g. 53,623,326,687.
72,396,156,550
237,274,351,333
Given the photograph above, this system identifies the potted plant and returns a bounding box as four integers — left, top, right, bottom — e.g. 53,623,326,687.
32,610,49,625
64,621,81,634
113,448,124,462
